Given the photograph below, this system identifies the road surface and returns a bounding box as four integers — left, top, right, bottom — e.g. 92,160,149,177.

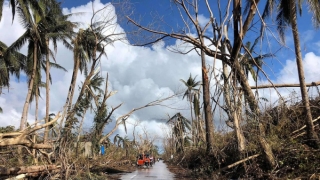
120,161,175,180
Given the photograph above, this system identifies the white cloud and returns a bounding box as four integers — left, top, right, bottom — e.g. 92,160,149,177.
256,52,320,107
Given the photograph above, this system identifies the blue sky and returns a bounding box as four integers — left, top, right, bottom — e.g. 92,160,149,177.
1,0,320,147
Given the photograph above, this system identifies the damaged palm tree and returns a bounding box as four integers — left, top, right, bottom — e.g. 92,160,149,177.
89,74,122,155
61,4,125,141
167,113,191,153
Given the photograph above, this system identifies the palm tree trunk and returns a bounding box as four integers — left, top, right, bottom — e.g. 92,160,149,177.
200,49,214,153
60,57,80,129
66,58,79,112
189,100,195,145
20,41,38,130
33,88,39,164
44,39,50,142
19,41,38,165
289,1,319,148
64,43,98,138
76,108,87,156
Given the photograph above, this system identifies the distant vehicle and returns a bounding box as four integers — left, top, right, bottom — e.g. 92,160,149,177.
137,154,152,168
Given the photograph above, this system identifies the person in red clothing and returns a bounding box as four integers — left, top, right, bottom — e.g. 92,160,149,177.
144,153,151,167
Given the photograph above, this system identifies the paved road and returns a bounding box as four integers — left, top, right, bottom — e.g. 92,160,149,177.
120,161,174,180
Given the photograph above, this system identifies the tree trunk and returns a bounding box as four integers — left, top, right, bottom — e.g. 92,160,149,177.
76,108,87,156
63,42,98,138
33,88,39,164
0,165,59,176
233,72,246,154
44,39,50,142
233,111,245,153
20,41,38,130
230,0,275,168
222,63,245,155
189,100,195,145
232,56,276,168
222,62,232,116
193,91,201,147
289,1,319,148
223,61,246,153
60,56,80,129
200,50,214,153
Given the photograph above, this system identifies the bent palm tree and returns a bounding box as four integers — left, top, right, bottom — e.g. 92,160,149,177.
60,28,94,128
63,20,114,140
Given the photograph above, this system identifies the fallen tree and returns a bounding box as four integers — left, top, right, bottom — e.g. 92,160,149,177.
0,165,60,176
248,81,320,89
0,113,60,149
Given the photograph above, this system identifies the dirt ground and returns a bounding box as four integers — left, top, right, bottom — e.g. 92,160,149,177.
166,163,196,179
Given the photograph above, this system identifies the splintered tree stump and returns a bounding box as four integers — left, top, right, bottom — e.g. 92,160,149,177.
0,165,59,176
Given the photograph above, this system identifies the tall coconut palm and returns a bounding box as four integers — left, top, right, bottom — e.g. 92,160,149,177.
263,0,320,148
20,28,67,133
41,0,74,142
192,88,204,147
180,74,201,145
63,20,113,139
7,6,48,131
8,0,69,131
60,28,93,129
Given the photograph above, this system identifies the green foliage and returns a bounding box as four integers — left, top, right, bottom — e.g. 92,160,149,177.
0,125,15,133
180,73,201,102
